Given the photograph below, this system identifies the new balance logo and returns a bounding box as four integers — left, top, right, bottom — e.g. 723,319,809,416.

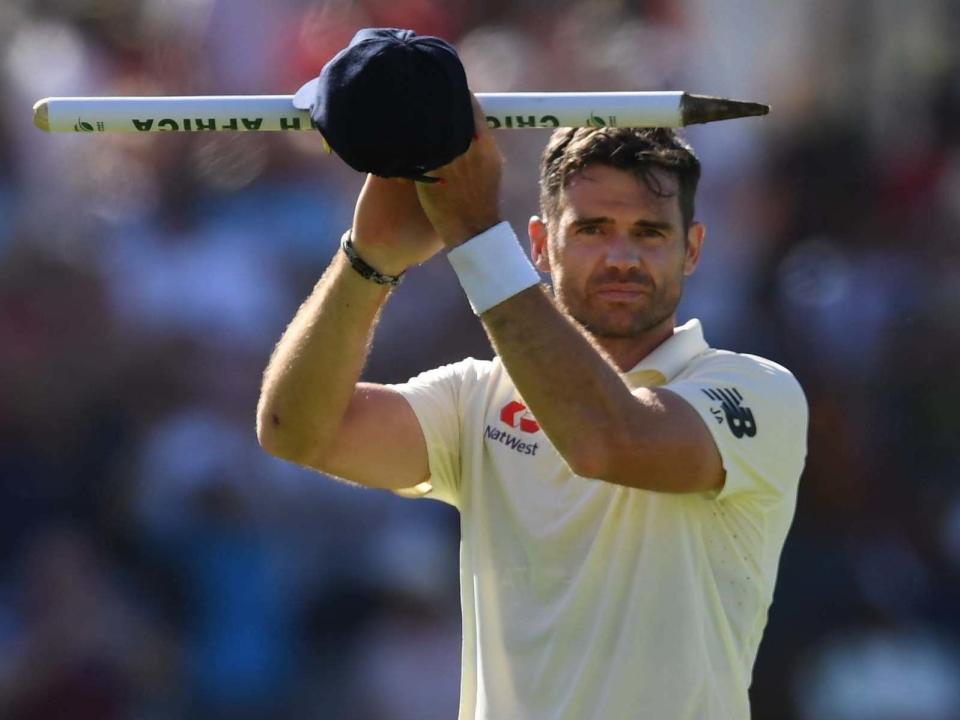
702,387,757,439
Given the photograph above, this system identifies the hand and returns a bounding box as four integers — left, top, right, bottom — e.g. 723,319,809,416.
416,95,504,247
351,175,445,276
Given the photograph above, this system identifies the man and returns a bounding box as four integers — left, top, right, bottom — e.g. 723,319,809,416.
257,99,808,719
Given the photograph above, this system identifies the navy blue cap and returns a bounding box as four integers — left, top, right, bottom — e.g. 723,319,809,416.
292,28,475,181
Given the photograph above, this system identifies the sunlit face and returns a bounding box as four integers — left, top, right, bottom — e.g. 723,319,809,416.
531,164,704,338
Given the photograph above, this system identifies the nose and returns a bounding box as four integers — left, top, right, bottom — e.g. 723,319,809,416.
604,232,643,273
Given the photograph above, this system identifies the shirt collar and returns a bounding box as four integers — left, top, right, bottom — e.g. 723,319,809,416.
625,318,709,384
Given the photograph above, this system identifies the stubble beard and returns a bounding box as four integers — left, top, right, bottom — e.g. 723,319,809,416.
557,281,681,339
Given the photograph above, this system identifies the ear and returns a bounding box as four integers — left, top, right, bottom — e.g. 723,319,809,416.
683,222,706,276
529,215,551,273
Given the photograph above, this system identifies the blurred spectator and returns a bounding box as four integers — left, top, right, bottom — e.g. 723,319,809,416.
794,625,960,720
343,520,461,720
132,408,308,719
0,526,177,720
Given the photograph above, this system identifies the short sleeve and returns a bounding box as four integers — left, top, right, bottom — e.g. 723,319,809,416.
389,358,478,508
665,354,808,503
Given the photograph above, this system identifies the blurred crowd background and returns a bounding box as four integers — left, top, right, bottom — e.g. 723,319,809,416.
2,0,960,718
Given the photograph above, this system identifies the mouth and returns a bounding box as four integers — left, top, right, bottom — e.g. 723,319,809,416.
590,283,651,302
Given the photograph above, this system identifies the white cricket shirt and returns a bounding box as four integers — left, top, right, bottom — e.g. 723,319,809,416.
391,319,808,720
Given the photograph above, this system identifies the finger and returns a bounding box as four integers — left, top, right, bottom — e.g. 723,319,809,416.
417,175,445,185
380,175,417,188
419,94,490,184
365,174,416,193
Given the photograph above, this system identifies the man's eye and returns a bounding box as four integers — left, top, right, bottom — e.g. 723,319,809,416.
577,225,603,235
636,228,665,239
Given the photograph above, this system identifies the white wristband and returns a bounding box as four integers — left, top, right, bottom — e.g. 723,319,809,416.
447,221,541,315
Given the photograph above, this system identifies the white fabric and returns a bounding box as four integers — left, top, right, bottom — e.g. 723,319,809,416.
446,221,541,314
390,319,808,720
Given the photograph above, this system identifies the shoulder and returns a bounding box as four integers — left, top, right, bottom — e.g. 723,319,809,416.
681,349,806,411
686,347,795,377
667,348,808,451
666,348,808,500
399,356,501,393
413,355,495,378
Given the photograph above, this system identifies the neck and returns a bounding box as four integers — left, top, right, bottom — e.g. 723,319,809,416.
595,315,675,372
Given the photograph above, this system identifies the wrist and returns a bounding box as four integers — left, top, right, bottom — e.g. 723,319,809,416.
341,230,405,286
441,217,504,249
347,231,410,278
447,222,541,314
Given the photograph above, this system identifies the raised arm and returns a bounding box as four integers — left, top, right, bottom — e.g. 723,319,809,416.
415,100,723,494
256,176,442,490
477,286,722,492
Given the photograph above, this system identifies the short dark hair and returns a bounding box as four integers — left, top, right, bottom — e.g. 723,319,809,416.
539,127,701,230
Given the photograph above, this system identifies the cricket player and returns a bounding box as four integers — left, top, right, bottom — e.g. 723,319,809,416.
257,98,808,719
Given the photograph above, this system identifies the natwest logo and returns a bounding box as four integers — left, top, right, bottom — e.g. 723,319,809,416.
486,400,540,457
500,400,540,434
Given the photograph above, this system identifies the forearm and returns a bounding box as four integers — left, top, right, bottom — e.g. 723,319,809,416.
481,286,647,478
257,252,391,462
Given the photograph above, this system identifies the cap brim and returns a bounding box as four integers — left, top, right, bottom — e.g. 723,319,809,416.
292,77,319,110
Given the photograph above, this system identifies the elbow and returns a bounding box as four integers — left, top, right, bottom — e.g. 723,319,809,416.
256,408,280,454
256,407,289,458
256,405,313,465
